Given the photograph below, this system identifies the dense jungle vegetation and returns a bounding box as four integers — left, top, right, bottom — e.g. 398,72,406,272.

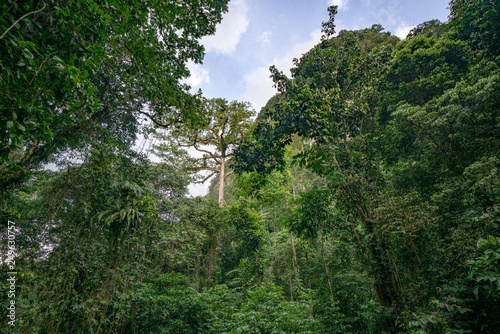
1,0,499,333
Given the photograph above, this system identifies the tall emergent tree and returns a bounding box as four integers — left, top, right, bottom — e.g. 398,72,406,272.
154,98,255,207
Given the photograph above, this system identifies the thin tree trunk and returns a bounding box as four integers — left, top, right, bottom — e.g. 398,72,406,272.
286,200,300,296
268,233,278,281
195,256,200,281
207,238,215,285
320,231,334,300
290,230,299,284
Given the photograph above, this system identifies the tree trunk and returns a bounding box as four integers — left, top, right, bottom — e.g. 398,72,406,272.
361,214,399,307
320,231,334,300
268,233,278,281
218,156,225,207
207,238,216,285
335,172,399,307
290,230,300,285
286,200,300,296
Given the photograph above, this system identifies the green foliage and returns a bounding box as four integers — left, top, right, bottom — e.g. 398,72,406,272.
321,5,339,37
207,283,318,333
0,0,229,187
406,20,450,39
288,188,332,239
0,147,189,333
228,201,264,258
119,273,209,333
449,0,500,56
379,35,470,122
469,235,500,295
235,3,500,331
169,197,228,285
2,3,500,334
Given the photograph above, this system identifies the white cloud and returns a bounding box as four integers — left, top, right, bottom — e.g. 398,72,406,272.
242,29,323,112
183,61,210,89
202,0,249,55
328,0,349,10
367,1,403,31
258,31,272,46
242,66,274,113
394,22,415,39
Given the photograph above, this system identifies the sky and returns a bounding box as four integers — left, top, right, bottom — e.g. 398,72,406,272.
181,0,451,196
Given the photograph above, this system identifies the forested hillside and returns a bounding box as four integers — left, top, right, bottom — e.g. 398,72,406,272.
1,0,499,333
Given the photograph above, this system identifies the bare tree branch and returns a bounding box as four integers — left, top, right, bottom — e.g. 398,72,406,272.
0,2,46,40
176,135,222,162
29,52,56,87
208,125,220,140
192,145,219,158
223,170,234,180
195,171,218,184
138,110,178,128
